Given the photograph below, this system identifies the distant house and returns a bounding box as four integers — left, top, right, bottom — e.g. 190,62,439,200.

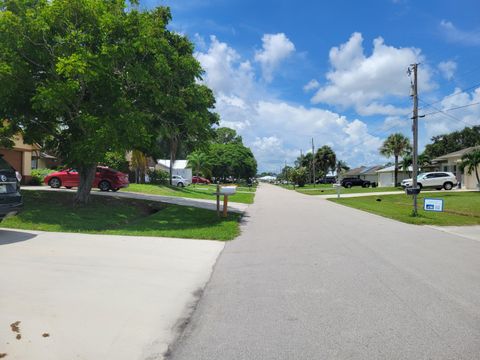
341,166,366,180
358,165,384,184
156,160,192,181
432,146,480,190
0,133,41,184
376,165,412,187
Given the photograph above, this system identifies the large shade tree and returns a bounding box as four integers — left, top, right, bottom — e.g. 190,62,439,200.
379,133,411,186
0,0,216,203
315,145,336,177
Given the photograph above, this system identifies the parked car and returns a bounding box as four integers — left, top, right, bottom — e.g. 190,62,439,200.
316,176,336,184
340,177,371,188
0,156,23,221
192,176,211,184
171,174,190,187
44,166,129,192
401,172,457,190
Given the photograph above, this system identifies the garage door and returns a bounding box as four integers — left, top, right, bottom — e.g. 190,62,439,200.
0,149,22,173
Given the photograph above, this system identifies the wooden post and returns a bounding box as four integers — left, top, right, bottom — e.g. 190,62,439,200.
223,195,228,218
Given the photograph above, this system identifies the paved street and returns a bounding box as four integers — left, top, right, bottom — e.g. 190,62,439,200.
169,184,480,360
0,229,223,360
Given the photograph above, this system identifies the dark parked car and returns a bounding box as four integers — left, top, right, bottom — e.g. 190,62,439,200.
0,156,22,221
316,176,336,184
340,177,371,188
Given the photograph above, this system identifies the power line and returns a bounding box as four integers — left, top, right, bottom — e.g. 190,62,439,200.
422,101,480,117
419,98,478,127
418,81,480,110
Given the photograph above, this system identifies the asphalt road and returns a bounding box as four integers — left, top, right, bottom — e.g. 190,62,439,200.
169,183,480,360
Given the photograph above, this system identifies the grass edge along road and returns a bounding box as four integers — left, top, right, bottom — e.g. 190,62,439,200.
122,183,255,204
329,191,480,226
1,191,241,241
279,183,402,196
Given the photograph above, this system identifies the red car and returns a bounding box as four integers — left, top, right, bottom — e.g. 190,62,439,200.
192,176,211,184
44,166,129,192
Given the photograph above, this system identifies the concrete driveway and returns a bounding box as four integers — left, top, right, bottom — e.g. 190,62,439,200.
0,229,224,360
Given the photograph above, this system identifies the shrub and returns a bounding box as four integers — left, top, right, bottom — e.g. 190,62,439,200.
30,168,55,186
147,169,169,184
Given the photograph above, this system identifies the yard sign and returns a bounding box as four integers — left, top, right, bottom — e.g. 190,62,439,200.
423,198,444,212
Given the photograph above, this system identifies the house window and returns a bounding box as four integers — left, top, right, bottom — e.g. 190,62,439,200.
31,157,38,169
443,166,448,171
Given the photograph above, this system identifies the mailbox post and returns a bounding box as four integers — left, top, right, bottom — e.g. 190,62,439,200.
218,186,237,218
333,183,341,198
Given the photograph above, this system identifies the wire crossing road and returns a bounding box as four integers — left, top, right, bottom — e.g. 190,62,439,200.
169,184,480,360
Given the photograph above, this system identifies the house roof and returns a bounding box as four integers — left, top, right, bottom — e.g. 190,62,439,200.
432,145,480,162
157,159,189,169
377,165,412,173
343,166,366,176
359,165,384,175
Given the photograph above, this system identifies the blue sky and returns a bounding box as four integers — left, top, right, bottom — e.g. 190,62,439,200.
141,0,480,172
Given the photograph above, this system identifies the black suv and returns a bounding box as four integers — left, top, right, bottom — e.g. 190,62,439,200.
340,177,371,188
0,155,22,221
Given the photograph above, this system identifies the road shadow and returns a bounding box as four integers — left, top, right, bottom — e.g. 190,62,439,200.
0,229,37,245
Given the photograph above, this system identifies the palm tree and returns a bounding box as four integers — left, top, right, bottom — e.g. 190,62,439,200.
335,160,349,179
380,133,411,186
131,150,148,184
315,145,336,178
460,148,480,189
187,152,206,187
401,153,412,177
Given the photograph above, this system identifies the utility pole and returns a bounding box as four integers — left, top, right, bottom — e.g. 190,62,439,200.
410,63,419,216
311,138,316,187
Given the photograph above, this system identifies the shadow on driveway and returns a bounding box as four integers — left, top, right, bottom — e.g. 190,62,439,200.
0,229,37,245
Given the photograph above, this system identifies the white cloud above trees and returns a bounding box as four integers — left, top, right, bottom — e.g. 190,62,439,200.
311,32,435,116
254,33,295,82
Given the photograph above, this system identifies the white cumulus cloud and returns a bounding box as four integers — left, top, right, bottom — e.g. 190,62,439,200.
311,32,435,116
254,33,295,82
440,20,480,46
438,60,457,80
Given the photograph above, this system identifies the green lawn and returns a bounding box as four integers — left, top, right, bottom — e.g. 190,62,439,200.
1,191,241,240
329,191,480,226
122,183,255,204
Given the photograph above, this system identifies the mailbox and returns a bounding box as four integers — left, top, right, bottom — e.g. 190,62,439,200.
405,187,421,195
219,186,237,195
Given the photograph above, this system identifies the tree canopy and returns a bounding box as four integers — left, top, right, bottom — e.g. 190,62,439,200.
423,126,480,159
0,0,217,203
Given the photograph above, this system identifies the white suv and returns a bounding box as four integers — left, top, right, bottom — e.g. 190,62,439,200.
171,175,190,187
401,172,457,190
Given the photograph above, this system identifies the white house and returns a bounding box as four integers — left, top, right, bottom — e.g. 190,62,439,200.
376,165,412,187
358,165,384,184
432,146,480,190
156,160,192,182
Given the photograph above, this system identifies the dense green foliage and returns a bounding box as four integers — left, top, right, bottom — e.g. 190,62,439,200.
423,126,480,159
189,127,257,181
0,0,217,203
30,168,55,185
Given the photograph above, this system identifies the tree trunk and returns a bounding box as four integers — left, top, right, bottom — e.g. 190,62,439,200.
75,164,97,205
169,137,178,186
394,155,399,187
